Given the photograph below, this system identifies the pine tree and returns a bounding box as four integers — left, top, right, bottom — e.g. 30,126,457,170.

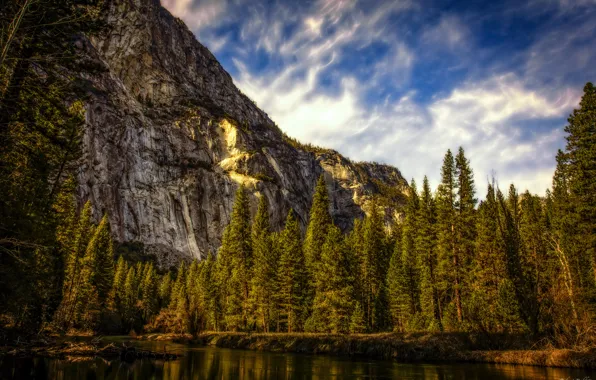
198,252,219,331
277,210,306,332
349,301,366,334
362,200,388,331
436,150,459,325
217,186,252,331
249,196,278,332
416,176,442,331
387,235,403,331
122,266,138,331
85,214,114,307
399,179,421,324
308,225,354,333
170,262,189,333
496,186,538,334
55,201,95,329
549,83,596,328
112,255,128,310
563,83,596,272
141,264,158,322
304,175,333,309
347,218,365,322
454,147,477,323
159,272,173,309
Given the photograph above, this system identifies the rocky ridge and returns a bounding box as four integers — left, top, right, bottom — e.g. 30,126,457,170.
78,0,409,264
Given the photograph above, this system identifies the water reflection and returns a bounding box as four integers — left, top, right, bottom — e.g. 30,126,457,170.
1,341,594,379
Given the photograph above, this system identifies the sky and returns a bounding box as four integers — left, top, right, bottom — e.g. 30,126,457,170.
162,0,596,196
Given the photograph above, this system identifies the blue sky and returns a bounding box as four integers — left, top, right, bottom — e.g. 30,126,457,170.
163,0,595,196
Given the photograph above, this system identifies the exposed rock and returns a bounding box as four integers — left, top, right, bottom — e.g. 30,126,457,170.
78,0,409,263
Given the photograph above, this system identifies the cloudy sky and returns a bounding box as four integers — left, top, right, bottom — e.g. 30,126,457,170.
162,0,595,196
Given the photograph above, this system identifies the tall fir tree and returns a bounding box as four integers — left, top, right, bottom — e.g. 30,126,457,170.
436,150,459,325
304,175,333,309
249,196,278,332
416,176,442,331
362,200,388,331
399,179,421,325
277,210,306,332
308,225,354,333
217,186,253,331
454,147,477,323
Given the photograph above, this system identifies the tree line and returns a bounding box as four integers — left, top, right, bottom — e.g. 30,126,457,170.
0,0,593,344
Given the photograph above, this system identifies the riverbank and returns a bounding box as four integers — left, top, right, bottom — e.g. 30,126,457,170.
0,336,181,361
138,332,596,369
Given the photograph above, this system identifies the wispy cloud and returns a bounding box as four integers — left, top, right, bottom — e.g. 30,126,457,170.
162,0,595,197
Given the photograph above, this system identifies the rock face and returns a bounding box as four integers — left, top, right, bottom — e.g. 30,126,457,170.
79,0,409,264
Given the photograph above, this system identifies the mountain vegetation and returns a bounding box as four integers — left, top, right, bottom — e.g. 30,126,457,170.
0,0,595,351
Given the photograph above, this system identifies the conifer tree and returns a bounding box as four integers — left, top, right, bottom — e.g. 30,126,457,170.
278,210,306,332
416,176,442,331
112,255,127,310
350,301,366,333
304,175,333,308
562,83,596,272
308,225,354,333
347,218,365,320
387,236,403,331
399,180,421,324
123,266,138,331
249,196,278,332
436,150,459,324
159,272,173,309
362,200,388,331
55,201,95,329
84,214,114,307
198,252,219,331
549,83,596,327
217,186,252,331
454,147,477,323
141,264,158,322
496,186,538,334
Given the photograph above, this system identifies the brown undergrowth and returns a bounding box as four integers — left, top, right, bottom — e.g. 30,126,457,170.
139,332,596,369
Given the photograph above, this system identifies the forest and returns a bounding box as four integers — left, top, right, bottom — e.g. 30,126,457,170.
0,0,595,350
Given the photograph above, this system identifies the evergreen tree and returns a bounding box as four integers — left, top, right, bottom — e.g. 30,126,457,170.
362,200,388,331
496,186,539,334
217,186,252,331
416,176,442,331
304,175,333,308
387,235,403,331
141,264,159,322
436,150,459,325
278,210,306,332
399,180,421,325
563,83,596,272
85,214,114,307
122,266,138,331
454,147,477,323
249,196,278,332
308,225,354,333
198,252,219,331
55,201,95,329
112,256,128,310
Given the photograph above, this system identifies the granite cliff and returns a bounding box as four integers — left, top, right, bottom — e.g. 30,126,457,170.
78,0,409,264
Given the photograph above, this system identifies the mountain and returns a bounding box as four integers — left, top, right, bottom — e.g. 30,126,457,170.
78,0,409,265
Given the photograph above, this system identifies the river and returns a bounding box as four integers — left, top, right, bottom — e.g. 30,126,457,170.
1,338,594,379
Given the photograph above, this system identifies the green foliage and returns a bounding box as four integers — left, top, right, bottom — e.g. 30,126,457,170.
277,210,307,332
307,225,354,333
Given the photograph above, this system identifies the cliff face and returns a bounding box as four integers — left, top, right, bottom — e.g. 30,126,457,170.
79,0,409,264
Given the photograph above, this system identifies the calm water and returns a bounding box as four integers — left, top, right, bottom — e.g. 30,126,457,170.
1,338,594,379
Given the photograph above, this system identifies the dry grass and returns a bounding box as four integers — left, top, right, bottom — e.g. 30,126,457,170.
141,331,596,369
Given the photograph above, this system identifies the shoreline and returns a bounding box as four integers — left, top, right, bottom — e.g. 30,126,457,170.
138,332,596,369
